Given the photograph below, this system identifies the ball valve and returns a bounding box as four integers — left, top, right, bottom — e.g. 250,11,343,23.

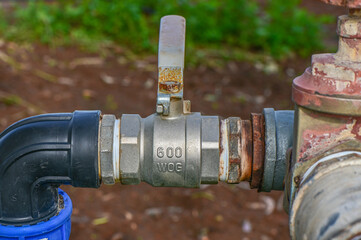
99,16,294,190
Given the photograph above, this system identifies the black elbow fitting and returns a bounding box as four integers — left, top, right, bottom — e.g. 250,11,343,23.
0,111,101,226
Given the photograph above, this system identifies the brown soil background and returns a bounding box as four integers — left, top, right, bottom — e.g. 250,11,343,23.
0,1,345,239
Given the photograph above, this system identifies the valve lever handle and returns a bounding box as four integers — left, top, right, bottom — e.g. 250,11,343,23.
156,15,186,116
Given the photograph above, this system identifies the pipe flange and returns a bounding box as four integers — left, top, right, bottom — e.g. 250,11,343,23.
261,109,294,191
262,108,276,192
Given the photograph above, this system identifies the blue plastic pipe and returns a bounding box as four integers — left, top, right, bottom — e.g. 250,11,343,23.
0,189,72,240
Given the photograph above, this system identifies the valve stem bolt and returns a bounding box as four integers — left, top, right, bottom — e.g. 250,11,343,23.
156,104,164,114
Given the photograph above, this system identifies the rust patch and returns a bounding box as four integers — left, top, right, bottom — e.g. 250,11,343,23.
349,8,361,16
293,83,322,107
293,176,301,188
159,81,182,93
342,37,361,49
293,67,361,115
240,120,253,182
250,113,265,189
227,117,242,183
299,116,361,161
158,67,183,94
293,14,361,114
220,117,253,183
347,232,361,240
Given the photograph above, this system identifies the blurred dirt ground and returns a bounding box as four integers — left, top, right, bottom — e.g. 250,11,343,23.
0,1,346,239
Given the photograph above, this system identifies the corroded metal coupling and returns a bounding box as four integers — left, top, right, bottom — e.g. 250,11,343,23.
219,117,252,184
218,111,293,190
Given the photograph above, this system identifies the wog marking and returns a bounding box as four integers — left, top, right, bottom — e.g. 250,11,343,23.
157,147,182,158
156,147,183,173
157,162,183,173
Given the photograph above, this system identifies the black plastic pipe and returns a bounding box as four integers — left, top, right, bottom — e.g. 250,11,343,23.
0,111,101,226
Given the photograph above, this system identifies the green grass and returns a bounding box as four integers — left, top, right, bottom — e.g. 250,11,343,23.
0,0,333,60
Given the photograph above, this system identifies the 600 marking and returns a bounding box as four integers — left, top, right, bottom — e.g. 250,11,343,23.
157,147,182,158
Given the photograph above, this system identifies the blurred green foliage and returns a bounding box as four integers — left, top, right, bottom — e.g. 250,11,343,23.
0,0,332,59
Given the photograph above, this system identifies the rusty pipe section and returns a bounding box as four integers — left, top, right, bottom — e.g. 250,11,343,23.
219,117,253,184
219,110,293,190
